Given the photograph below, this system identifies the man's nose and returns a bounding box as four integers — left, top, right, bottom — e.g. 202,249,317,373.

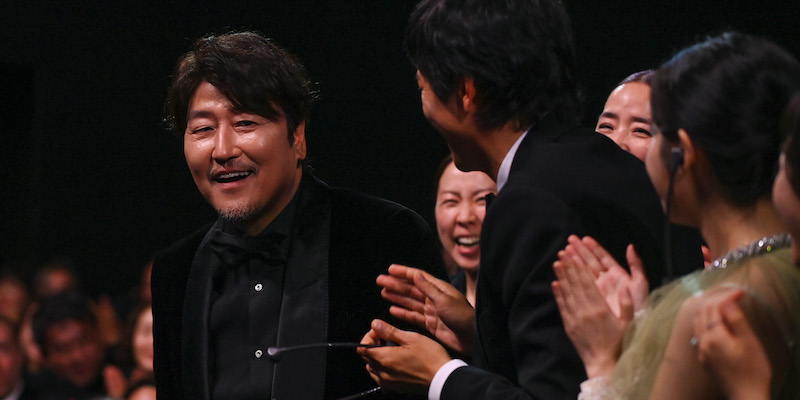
212,125,242,163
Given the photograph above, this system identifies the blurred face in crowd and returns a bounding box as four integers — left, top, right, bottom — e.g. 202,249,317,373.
0,322,23,397
43,320,104,387
36,267,77,299
596,82,653,161
435,161,496,274
0,279,28,323
184,82,306,235
133,306,154,373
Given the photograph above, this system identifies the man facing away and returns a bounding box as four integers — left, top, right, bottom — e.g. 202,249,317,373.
152,32,445,399
359,1,670,399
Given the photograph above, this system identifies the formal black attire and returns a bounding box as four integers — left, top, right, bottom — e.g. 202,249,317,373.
440,119,678,399
152,174,445,400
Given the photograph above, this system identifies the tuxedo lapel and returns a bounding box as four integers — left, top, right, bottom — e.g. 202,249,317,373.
272,177,331,400
180,226,222,400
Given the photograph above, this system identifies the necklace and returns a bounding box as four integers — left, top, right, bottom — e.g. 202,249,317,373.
710,232,792,269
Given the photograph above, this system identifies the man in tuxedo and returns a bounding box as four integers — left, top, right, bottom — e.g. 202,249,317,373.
152,31,444,399
359,0,670,398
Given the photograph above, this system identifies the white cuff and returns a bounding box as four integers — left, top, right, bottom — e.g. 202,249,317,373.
428,359,468,400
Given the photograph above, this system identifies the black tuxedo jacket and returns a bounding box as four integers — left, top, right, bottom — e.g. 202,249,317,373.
152,175,444,400
441,120,670,399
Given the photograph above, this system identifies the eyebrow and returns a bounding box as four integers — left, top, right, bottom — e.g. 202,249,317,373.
186,110,215,121
598,111,651,124
598,111,619,120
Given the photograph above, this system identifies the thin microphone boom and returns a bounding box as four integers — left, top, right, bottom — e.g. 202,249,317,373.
266,342,385,361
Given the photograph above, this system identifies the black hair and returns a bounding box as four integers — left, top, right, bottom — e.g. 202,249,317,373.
651,32,800,207
780,93,800,197
617,69,655,87
405,0,581,131
432,153,454,198
32,290,97,357
165,31,317,143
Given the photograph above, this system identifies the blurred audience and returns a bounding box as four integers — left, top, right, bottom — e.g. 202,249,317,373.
0,268,31,325
30,290,111,399
103,303,155,400
0,316,36,399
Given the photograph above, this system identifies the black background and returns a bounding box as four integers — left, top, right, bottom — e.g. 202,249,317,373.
2,1,799,297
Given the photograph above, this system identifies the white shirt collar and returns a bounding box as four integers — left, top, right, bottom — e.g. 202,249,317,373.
496,127,530,192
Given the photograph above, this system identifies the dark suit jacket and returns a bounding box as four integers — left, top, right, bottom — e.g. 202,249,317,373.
441,120,670,399
152,175,445,400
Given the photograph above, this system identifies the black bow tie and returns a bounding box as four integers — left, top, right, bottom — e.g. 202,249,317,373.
208,228,287,268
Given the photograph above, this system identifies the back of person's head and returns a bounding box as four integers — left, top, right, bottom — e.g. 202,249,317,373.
405,0,581,130
780,94,800,197
651,32,800,207
34,259,78,300
166,31,316,140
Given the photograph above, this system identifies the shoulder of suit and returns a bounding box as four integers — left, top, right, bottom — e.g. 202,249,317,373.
153,223,213,272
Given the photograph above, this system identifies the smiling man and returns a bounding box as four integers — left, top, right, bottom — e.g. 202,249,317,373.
152,32,444,400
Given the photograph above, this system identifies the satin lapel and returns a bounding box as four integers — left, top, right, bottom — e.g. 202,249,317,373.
272,179,331,400
180,226,221,400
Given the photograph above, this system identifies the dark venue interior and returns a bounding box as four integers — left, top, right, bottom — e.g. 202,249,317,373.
2,1,799,297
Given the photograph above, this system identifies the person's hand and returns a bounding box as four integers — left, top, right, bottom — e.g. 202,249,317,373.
358,319,451,394
103,364,128,398
378,264,474,354
567,236,649,314
552,236,639,378
693,289,771,400
93,295,122,347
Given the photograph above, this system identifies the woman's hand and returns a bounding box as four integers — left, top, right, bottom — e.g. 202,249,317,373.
551,235,644,378
693,289,771,400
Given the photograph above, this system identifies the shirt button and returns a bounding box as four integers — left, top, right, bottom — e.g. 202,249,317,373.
255,349,263,359
255,283,263,292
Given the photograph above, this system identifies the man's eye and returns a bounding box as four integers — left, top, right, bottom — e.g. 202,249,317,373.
190,126,212,134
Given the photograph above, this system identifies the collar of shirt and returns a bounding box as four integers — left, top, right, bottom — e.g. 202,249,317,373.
496,127,531,192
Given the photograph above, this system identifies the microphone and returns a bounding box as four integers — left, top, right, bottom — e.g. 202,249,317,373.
266,342,386,361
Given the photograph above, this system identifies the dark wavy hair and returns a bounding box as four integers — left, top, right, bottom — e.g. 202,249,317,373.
651,32,800,207
405,0,581,131
165,31,317,142
780,94,800,197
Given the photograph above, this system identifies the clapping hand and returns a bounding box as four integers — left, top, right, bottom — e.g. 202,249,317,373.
377,264,474,354
551,235,649,378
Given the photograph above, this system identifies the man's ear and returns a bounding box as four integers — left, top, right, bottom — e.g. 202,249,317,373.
293,121,307,161
459,77,478,114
